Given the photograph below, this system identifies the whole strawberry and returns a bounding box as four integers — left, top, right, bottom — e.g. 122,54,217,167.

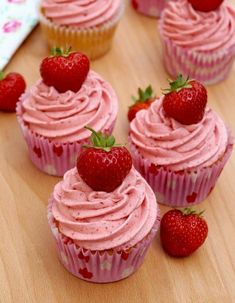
40,47,89,93
160,208,208,257
0,71,26,112
188,0,223,12
163,74,207,125
77,127,132,192
128,85,155,122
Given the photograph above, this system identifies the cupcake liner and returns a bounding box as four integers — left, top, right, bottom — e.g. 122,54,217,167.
128,133,233,207
47,199,161,283
160,34,235,85
16,103,115,177
39,3,125,60
132,0,169,18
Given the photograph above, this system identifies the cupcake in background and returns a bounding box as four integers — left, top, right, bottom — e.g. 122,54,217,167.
48,129,160,283
39,0,124,60
128,75,233,207
159,0,235,85
132,0,170,18
16,48,118,176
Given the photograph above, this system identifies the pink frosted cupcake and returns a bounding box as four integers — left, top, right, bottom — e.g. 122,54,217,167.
48,131,160,283
132,0,170,18
39,0,124,60
16,51,118,176
129,76,233,207
159,0,235,84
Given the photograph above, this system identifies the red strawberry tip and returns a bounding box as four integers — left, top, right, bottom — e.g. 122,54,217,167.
162,74,192,94
83,126,120,152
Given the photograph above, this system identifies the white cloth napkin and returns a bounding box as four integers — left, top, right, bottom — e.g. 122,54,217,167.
0,0,40,70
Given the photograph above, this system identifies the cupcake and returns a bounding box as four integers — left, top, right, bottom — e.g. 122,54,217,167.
129,75,233,207
132,0,170,18
48,130,160,283
39,0,124,60
159,0,235,85
16,50,118,176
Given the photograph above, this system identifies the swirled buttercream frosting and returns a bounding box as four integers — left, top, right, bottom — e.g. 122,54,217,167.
160,0,235,52
20,71,118,143
41,0,122,27
129,97,229,171
51,167,158,250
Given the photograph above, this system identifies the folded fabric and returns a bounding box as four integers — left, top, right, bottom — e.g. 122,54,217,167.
0,0,40,70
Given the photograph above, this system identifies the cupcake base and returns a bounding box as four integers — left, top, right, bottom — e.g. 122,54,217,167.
48,199,160,283
16,103,115,177
129,133,233,207
39,4,125,60
132,0,167,18
160,35,235,85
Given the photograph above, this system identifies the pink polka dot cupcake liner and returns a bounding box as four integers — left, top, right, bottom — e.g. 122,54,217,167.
160,34,235,85
128,133,233,207
16,103,115,177
47,199,161,283
132,0,170,18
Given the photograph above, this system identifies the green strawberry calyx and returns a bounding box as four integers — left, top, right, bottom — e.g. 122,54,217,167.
0,71,5,81
181,207,205,217
50,46,72,57
163,74,192,94
84,126,121,152
130,85,154,107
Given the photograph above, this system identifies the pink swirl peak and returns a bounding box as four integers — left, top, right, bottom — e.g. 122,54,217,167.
20,71,118,143
160,0,235,52
41,0,122,27
129,97,229,171
51,167,158,251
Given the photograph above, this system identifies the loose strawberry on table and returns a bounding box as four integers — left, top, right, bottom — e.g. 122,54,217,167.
40,47,90,93
163,74,207,125
128,85,155,122
0,71,26,112
77,127,132,192
188,0,224,12
160,208,208,257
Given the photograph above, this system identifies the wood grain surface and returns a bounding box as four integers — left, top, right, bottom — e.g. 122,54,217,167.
1,2,235,302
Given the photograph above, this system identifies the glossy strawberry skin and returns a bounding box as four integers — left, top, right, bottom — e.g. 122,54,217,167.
40,51,89,93
188,0,223,12
160,209,208,257
163,80,207,125
128,100,153,122
77,147,132,192
0,72,26,112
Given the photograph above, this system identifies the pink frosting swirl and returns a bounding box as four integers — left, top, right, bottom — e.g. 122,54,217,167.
41,0,122,27
160,0,235,52
129,97,229,171
20,71,118,143
51,167,158,251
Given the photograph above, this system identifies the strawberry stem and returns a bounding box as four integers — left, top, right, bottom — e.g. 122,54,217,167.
0,71,5,80
84,126,117,152
51,47,72,57
131,85,154,105
181,208,205,217
162,74,192,94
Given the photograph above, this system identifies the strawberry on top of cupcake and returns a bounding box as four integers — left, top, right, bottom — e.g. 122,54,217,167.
128,75,233,206
16,48,118,176
48,129,160,282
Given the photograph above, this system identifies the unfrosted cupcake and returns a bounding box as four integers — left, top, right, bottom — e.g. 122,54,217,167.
129,76,233,207
48,130,160,283
132,0,170,18
16,50,118,176
159,0,235,84
39,0,124,60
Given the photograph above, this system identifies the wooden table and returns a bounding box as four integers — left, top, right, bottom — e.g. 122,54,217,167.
1,2,235,303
